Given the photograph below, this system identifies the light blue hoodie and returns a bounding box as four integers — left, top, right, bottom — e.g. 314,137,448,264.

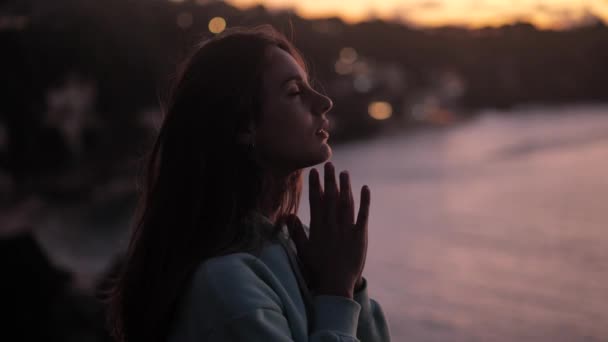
168,212,391,341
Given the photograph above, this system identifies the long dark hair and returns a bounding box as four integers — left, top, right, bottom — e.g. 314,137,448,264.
107,25,306,342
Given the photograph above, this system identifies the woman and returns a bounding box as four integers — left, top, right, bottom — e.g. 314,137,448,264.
107,25,391,342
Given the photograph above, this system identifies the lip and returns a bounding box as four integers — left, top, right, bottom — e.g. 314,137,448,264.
319,120,330,132
315,128,329,139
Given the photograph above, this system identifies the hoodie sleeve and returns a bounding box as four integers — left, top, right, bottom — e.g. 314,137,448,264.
170,253,367,342
353,277,392,342
204,282,392,342
206,295,363,341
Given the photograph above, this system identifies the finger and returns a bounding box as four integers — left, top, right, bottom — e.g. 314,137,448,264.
355,185,370,233
339,171,355,225
324,162,338,225
308,168,323,232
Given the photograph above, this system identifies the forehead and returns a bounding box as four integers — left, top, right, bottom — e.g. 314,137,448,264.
263,46,307,84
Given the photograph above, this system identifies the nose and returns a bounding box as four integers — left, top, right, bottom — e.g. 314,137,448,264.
313,90,333,116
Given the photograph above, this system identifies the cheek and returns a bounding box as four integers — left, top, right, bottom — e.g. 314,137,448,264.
264,102,312,139
262,115,311,153
257,101,329,165
258,125,331,169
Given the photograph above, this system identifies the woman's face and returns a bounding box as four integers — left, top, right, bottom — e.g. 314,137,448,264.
254,46,334,175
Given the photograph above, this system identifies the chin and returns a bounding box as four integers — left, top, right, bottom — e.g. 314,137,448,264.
306,143,332,167
320,143,332,161
287,142,333,170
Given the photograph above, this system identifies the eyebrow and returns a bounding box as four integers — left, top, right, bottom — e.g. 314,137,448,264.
281,74,310,88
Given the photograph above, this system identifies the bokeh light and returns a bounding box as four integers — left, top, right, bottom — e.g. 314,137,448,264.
339,47,358,64
208,17,226,34
353,75,372,93
352,61,369,75
334,60,353,75
368,101,393,120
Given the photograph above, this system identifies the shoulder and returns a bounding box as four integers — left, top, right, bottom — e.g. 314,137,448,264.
169,252,287,340
186,252,284,316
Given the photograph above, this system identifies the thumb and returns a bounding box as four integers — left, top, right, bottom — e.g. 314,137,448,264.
285,214,308,251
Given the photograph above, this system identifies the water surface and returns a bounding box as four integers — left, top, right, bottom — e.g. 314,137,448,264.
299,105,608,341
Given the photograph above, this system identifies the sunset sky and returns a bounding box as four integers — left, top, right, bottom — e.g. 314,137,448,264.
225,0,608,28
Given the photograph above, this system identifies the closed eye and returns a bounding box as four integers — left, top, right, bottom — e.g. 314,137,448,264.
287,84,303,97
286,79,316,98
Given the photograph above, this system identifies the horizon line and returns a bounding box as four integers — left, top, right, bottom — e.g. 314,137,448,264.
221,0,608,31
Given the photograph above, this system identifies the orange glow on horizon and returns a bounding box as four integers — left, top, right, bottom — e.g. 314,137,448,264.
225,0,608,29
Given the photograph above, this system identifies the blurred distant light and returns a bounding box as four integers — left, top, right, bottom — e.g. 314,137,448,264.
429,109,455,125
208,17,226,34
411,104,427,121
339,47,358,64
353,75,372,93
410,95,455,124
45,75,97,156
177,12,193,29
368,101,392,120
440,71,466,99
352,61,369,75
433,109,456,125
334,60,353,75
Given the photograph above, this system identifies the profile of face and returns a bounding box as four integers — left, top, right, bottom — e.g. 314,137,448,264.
252,46,334,175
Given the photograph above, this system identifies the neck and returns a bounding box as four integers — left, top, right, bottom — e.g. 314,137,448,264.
257,177,285,224
251,148,301,224
256,166,295,224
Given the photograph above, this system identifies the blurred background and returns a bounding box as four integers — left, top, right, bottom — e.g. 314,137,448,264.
1,0,607,341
